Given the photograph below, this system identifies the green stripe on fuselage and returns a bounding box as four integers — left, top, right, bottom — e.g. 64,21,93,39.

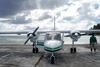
37,42,44,46
44,45,62,51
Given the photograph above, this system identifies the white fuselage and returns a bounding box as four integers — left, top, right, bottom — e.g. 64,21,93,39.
44,32,63,52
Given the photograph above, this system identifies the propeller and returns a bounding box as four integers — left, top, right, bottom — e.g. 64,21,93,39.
24,37,32,45
32,27,39,36
24,27,39,45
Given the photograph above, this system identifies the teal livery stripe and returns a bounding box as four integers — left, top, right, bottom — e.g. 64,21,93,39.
44,45,62,51
37,42,44,46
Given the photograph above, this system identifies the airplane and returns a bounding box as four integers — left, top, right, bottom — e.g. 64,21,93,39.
0,27,100,64
0,17,100,64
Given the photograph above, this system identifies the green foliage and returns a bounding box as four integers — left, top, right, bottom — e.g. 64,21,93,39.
90,24,100,35
91,24,100,29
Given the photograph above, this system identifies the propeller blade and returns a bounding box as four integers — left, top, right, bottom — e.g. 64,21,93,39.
24,37,31,45
32,27,39,36
27,33,31,37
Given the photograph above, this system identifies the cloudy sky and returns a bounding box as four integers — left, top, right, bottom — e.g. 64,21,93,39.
0,0,100,31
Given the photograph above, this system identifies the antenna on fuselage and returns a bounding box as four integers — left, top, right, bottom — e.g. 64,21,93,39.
54,16,56,31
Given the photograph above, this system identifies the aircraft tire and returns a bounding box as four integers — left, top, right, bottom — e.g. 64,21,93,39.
32,48,35,53
70,48,73,53
50,56,55,64
36,48,39,53
74,48,76,53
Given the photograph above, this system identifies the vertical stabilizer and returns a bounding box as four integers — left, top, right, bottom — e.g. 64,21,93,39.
54,16,56,31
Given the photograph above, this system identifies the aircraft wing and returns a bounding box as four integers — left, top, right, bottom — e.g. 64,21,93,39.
79,30,100,33
57,30,100,34
0,31,28,35
0,30,69,35
78,30,100,36
37,30,71,34
63,29,100,37
0,30,100,35
38,29,100,33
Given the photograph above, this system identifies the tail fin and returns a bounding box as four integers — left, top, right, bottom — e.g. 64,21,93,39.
54,16,55,31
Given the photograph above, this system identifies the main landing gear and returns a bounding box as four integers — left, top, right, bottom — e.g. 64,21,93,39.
32,42,39,53
32,48,39,53
70,47,76,53
70,39,77,53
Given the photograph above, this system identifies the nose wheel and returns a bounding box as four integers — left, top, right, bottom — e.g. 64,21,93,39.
50,53,55,64
50,56,55,64
70,48,76,53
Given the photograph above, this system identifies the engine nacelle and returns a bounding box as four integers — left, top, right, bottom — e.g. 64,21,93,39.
30,36,38,42
27,33,38,42
70,31,81,41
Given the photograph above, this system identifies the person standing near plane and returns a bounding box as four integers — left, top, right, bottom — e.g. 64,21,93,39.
90,33,97,52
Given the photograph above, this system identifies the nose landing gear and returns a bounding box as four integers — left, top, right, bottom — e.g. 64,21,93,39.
50,53,55,64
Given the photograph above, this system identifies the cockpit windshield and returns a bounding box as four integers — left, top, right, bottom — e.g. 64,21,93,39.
46,33,61,40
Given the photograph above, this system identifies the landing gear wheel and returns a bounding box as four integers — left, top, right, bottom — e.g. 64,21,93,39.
50,56,55,64
36,48,39,53
70,48,73,53
74,48,76,53
70,48,76,53
32,48,35,53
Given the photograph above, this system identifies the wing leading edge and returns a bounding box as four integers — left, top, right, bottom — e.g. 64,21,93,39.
0,29,100,35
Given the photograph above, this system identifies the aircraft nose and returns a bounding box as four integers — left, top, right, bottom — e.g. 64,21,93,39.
44,40,62,48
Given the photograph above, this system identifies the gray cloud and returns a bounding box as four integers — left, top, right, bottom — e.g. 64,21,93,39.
0,0,37,18
0,12,31,24
38,13,52,21
25,26,53,31
9,15,31,24
77,3,95,20
77,3,90,15
0,0,69,18
0,0,23,18
0,20,10,23
63,16,74,21
40,0,69,9
24,26,36,31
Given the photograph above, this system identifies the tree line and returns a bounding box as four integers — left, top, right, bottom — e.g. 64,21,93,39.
90,23,100,35
91,23,100,29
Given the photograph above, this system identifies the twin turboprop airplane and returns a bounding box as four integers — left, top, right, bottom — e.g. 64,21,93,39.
0,27,100,64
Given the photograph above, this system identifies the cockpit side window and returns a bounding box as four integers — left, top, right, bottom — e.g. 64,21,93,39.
54,34,61,40
46,34,52,40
